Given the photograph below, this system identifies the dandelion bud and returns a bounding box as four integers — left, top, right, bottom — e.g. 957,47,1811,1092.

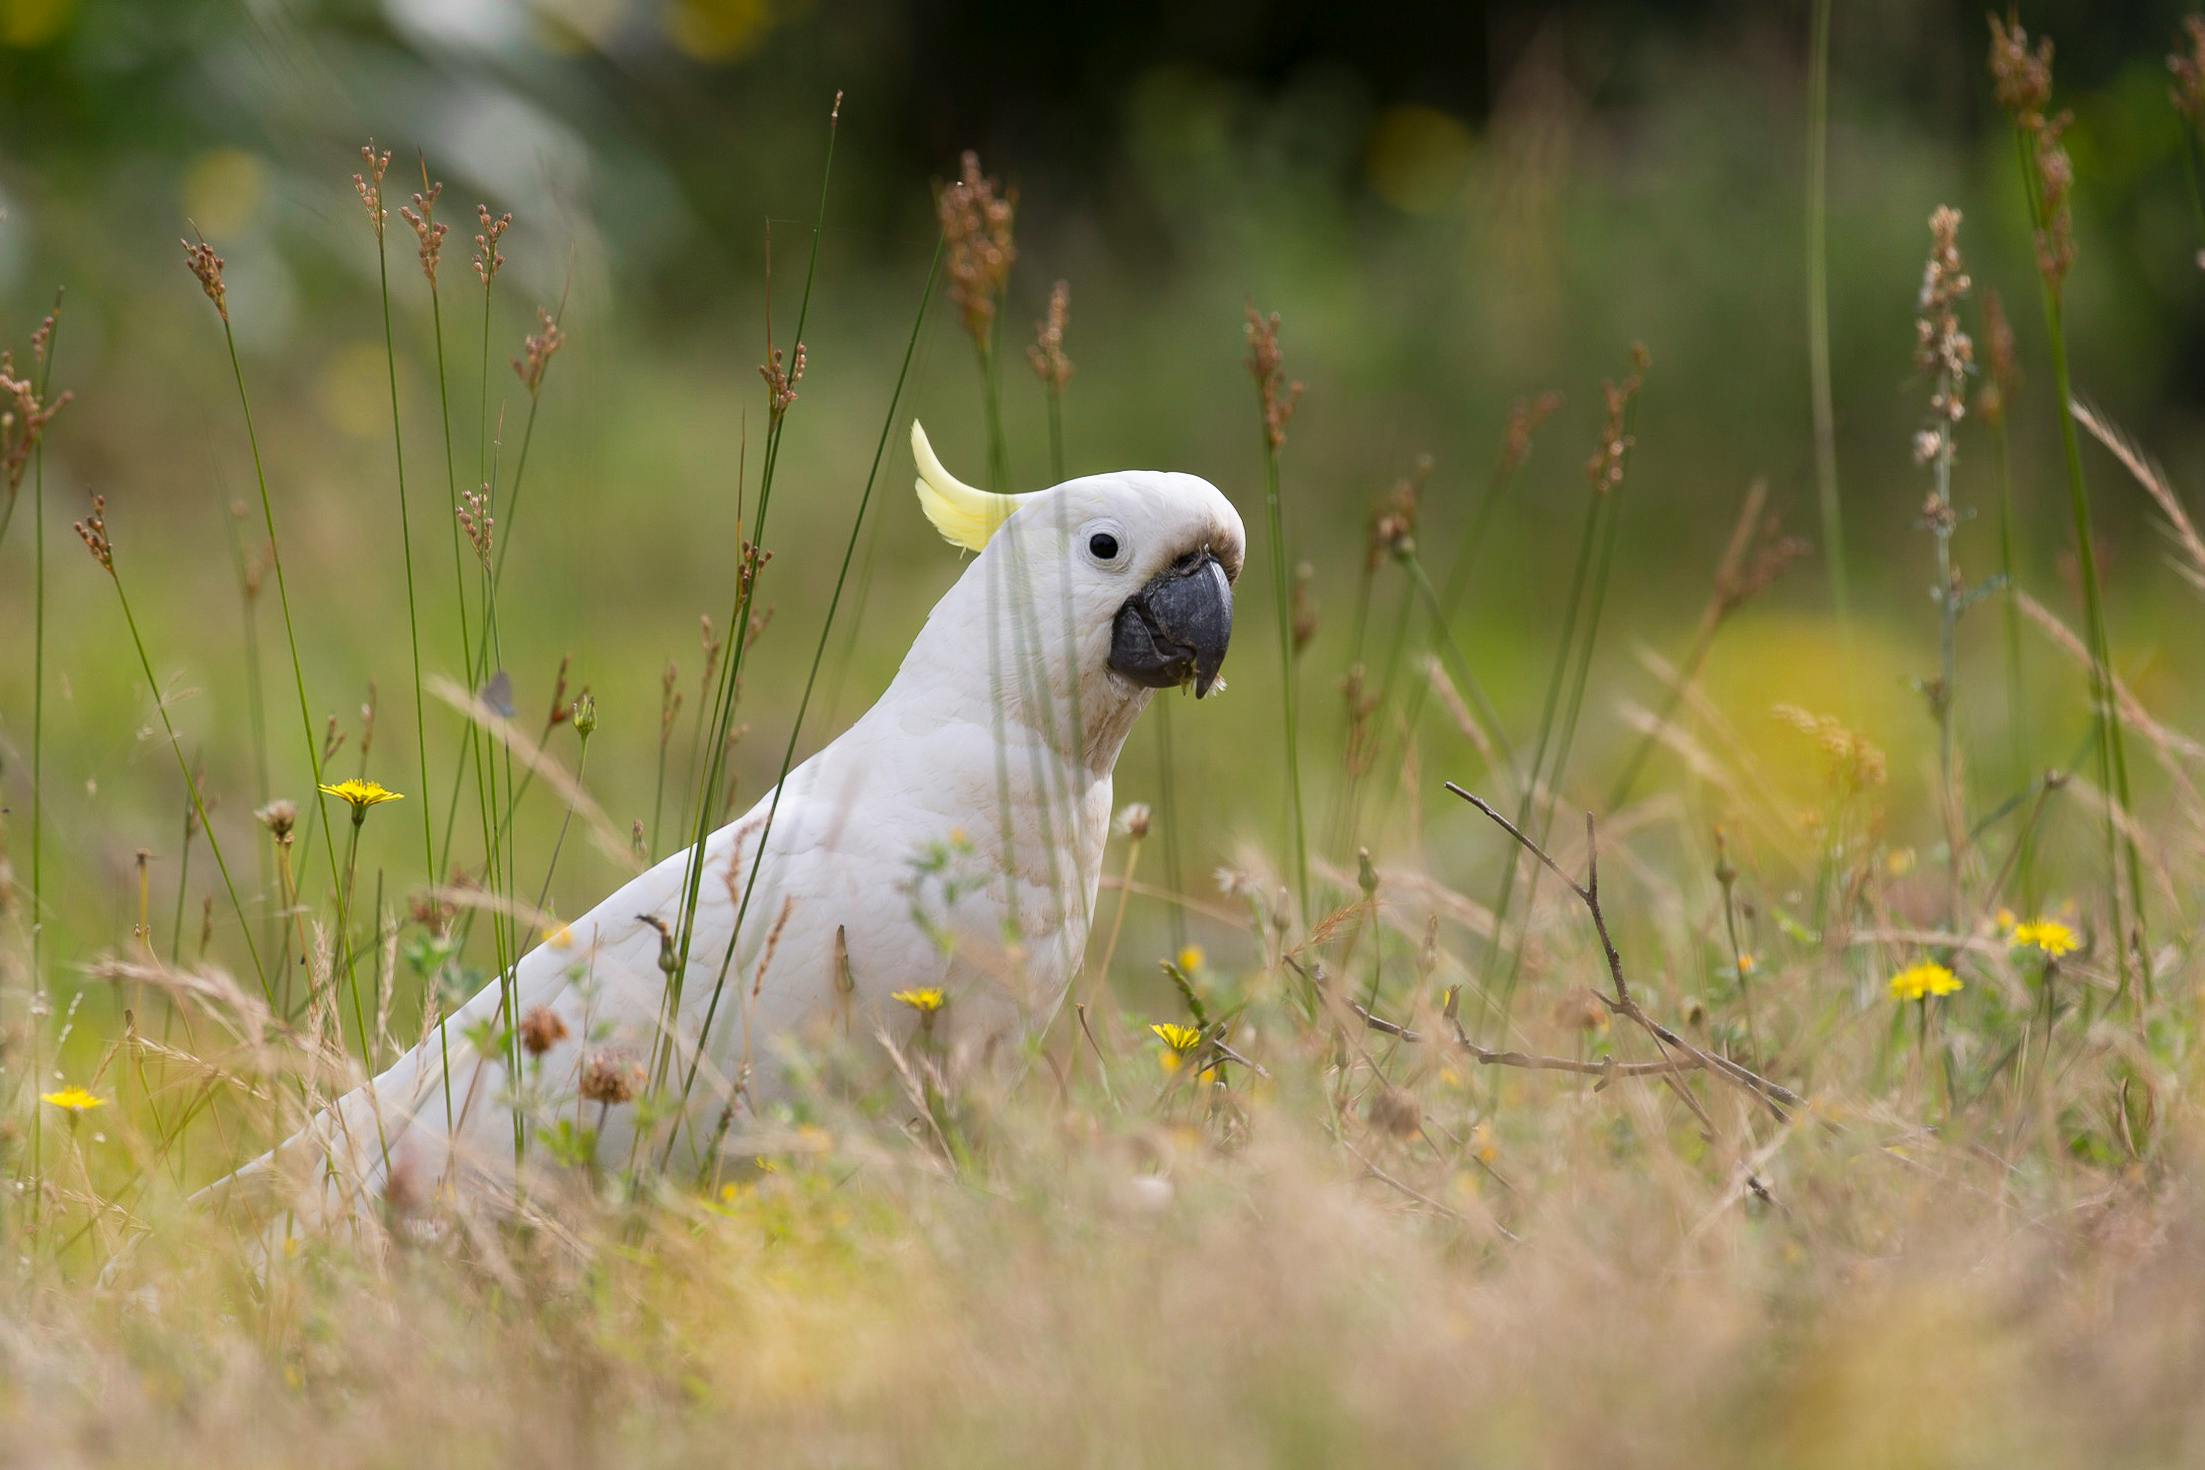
256,799,298,840
1116,803,1152,840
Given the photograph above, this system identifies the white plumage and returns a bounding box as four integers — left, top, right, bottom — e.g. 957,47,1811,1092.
219,424,1244,1215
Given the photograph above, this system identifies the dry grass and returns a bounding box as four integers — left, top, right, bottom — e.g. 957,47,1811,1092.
12,18,2205,1464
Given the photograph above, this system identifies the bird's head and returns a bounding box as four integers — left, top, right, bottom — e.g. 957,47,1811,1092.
912,421,1244,701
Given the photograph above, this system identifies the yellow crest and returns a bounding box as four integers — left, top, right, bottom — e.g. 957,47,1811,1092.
912,420,1030,551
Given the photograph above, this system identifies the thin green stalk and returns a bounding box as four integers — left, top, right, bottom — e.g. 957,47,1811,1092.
2004,119,2145,994
1257,429,1309,921
1806,0,1849,638
222,511,273,963
427,274,477,873
26,302,58,1252
210,308,360,1026
1992,417,2034,911
657,100,841,1108
1154,698,1189,954
371,216,441,915
106,561,269,1000
673,244,946,1138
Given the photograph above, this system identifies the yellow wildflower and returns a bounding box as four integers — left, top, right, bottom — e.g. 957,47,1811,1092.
1884,847,1916,877
543,921,574,950
40,1085,106,1112
1994,907,2017,933
1176,944,1206,973
2011,918,2079,959
891,987,945,1014
319,777,404,818
1737,952,1758,975
1888,961,1962,1002
1151,1022,1201,1053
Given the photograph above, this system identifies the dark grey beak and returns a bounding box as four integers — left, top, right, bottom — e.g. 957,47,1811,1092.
1108,550,1233,698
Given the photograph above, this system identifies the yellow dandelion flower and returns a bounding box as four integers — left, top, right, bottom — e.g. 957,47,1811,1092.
1994,907,2017,933
2011,918,2079,959
1176,944,1206,973
1888,961,1962,1002
891,987,945,1014
40,1085,106,1112
319,777,404,818
1151,1022,1202,1053
543,922,574,950
1884,847,1916,877
1737,952,1758,975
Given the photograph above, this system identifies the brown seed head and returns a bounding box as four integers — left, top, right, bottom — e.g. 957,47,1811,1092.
936,150,1017,351
760,340,806,420
2032,112,2077,293
458,484,494,566
513,307,564,396
1,346,71,496
1499,390,1563,478
1028,279,1074,392
1977,287,2019,426
1584,344,1650,495
399,180,448,285
1244,306,1304,451
256,799,298,840
353,143,392,240
473,204,511,286
518,1005,569,1058
181,238,228,320
1987,13,2054,125
2172,17,2205,120
72,493,112,572
1913,206,1974,463
578,1048,644,1106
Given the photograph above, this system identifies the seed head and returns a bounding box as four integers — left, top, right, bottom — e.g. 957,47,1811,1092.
1988,13,2054,125
1584,343,1651,495
1500,390,1563,478
513,307,564,396
1244,305,1303,451
181,238,228,320
579,1048,644,1106
759,341,805,421
1,342,71,497
473,204,511,286
255,799,298,840
399,179,448,286
2173,17,2205,120
1912,205,1974,463
1028,279,1074,392
353,143,392,240
458,483,494,566
2031,112,2077,293
936,150,1016,351
518,1005,569,1057
72,493,112,572
1977,287,2019,426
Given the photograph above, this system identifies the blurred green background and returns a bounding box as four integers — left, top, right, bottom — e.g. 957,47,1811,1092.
4,0,2204,973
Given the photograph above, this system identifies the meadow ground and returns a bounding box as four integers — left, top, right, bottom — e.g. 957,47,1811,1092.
9,7,2205,1466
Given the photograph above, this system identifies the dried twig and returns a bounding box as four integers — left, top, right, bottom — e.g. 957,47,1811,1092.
1444,783,1804,1120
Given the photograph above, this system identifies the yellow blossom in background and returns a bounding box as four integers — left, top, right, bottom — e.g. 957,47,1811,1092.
319,778,404,817
1151,1021,1201,1073
41,1085,105,1112
891,987,945,1015
1995,907,2017,932
543,922,574,950
1884,847,1916,877
1737,952,1758,975
2011,918,2079,958
1176,944,1205,973
1889,961,1961,1002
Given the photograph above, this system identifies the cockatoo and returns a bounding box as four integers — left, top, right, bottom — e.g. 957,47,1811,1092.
216,422,1242,1216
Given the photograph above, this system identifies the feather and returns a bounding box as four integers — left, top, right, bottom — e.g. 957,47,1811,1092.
912,419,1028,551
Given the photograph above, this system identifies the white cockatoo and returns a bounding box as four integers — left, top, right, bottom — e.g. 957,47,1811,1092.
217,422,1242,1216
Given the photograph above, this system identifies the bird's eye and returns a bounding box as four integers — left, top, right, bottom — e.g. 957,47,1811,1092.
1088,532,1120,561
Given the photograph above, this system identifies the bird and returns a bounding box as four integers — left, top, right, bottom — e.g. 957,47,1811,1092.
215,421,1243,1218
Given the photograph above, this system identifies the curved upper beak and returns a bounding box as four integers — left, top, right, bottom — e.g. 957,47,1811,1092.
1108,550,1234,698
